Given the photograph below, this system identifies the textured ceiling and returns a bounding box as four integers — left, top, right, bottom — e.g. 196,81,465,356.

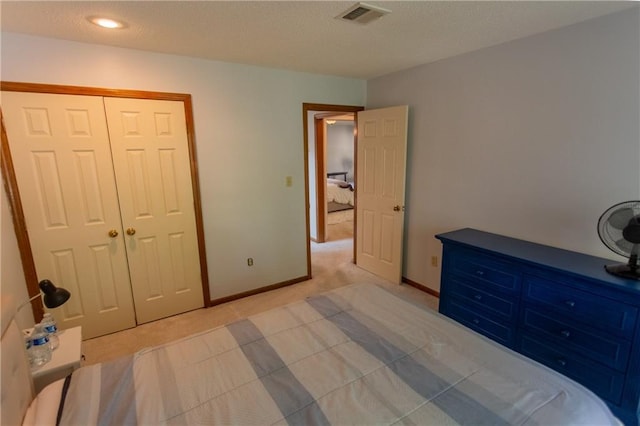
1,1,636,79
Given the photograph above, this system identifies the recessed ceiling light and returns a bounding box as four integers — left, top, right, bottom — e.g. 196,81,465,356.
88,17,126,29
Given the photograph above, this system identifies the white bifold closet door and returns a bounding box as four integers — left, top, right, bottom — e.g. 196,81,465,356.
2,92,204,339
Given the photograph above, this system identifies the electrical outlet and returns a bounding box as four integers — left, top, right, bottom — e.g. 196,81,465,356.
431,256,438,267
247,258,254,266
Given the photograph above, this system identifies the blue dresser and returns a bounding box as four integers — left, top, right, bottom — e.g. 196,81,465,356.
436,228,640,425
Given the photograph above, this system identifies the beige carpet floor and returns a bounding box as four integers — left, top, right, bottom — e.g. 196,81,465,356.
81,220,439,366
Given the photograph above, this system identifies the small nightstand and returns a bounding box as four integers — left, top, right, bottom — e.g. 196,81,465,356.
29,326,82,393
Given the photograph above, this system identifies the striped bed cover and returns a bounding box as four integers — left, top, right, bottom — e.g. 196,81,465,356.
55,283,618,425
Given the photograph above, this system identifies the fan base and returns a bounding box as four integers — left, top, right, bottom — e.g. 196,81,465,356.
605,264,640,281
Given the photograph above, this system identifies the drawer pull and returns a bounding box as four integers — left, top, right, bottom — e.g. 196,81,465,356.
560,330,571,338
556,358,567,367
475,270,485,276
473,294,483,301
564,300,576,308
472,318,480,325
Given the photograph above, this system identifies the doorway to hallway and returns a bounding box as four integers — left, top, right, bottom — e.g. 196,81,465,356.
302,103,363,279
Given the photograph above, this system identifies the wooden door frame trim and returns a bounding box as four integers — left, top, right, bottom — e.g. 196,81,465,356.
1,110,44,319
314,116,327,243
302,103,364,277
0,81,212,320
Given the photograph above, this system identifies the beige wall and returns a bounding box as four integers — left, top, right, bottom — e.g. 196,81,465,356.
368,9,640,291
0,32,366,302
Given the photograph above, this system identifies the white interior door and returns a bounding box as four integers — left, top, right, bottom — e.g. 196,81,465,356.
1,91,137,338
104,98,204,324
356,105,408,283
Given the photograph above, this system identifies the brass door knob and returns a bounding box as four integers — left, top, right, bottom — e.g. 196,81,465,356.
126,227,136,236
393,205,401,212
108,229,119,238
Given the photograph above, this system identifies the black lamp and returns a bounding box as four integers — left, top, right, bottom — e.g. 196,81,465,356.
18,279,71,311
38,279,71,308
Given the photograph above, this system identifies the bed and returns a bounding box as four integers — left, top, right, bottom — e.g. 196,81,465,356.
327,178,353,206
326,175,354,224
3,283,621,425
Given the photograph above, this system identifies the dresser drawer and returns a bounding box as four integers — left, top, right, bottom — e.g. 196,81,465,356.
447,276,518,320
523,275,638,338
521,307,631,371
519,334,625,405
447,248,522,293
443,296,516,348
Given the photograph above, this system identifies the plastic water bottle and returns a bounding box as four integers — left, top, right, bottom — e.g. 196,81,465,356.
30,324,52,367
24,333,34,367
41,312,59,350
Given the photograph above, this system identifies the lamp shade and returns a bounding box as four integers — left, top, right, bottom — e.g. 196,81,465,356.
39,279,71,309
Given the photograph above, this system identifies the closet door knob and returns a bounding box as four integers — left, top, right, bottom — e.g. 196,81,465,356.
126,227,136,236
108,229,119,238
393,205,401,211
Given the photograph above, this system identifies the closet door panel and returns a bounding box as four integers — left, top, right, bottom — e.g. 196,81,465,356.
104,97,204,324
2,91,137,339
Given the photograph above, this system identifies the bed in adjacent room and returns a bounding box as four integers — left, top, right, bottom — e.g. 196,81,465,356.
326,174,354,226
3,283,622,425
326,177,354,210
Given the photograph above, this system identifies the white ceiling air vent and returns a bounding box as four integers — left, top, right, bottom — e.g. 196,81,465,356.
337,2,391,25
